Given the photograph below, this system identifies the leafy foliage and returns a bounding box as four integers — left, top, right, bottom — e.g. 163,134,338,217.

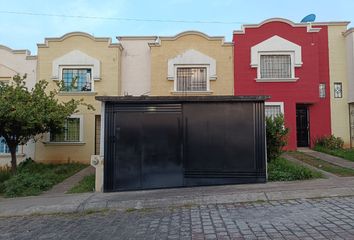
314,135,344,150
266,114,289,162
68,174,95,193
268,157,322,181
0,74,94,172
2,158,87,198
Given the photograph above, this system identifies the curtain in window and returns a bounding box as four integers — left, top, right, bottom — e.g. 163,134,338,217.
265,105,282,118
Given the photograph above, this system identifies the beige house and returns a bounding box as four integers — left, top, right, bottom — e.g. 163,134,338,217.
326,23,351,147
0,45,37,166
35,32,121,164
345,27,354,147
149,31,234,96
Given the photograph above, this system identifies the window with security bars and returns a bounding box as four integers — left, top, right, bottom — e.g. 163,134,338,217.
176,67,207,92
334,82,343,98
260,55,291,79
50,118,80,142
265,105,282,118
62,69,92,92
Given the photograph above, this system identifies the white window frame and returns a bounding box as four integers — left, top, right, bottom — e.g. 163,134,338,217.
0,137,21,155
48,115,84,144
174,65,210,92
59,66,94,92
265,102,285,118
334,82,343,98
258,52,296,81
251,35,302,83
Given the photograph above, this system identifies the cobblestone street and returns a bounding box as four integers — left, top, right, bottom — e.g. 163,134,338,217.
1,196,354,240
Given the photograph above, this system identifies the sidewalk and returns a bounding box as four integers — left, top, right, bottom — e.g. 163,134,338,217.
1,176,354,217
298,148,354,169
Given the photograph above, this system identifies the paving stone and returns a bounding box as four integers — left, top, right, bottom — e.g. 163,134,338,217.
2,196,354,239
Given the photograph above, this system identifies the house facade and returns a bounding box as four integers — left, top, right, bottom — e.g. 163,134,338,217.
0,45,37,166
327,23,351,147
345,28,354,147
233,18,334,150
149,31,234,96
35,32,121,164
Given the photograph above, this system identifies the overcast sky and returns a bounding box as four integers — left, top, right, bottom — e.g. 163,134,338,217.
0,0,353,54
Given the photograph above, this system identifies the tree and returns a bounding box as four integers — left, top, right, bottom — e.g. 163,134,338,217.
0,74,93,173
266,114,289,162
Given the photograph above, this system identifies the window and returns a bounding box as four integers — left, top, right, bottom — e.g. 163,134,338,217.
265,102,284,118
334,82,343,98
176,67,207,92
260,55,291,79
251,35,302,82
50,117,81,142
62,69,92,92
319,83,326,98
0,137,10,153
0,137,18,154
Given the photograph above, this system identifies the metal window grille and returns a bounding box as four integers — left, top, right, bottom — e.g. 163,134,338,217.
319,83,326,98
62,69,92,92
176,67,207,92
50,118,80,142
260,55,291,79
334,82,343,98
265,105,282,118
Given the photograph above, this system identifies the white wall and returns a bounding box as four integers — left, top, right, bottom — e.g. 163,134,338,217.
119,38,156,96
0,45,37,164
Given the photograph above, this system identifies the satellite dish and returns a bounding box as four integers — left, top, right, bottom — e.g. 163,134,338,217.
301,14,316,23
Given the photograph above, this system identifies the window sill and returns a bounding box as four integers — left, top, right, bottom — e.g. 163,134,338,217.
170,91,213,96
58,92,97,96
256,78,299,82
0,153,25,158
43,142,86,146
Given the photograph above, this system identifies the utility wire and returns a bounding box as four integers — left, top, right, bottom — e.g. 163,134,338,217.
0,10,246,25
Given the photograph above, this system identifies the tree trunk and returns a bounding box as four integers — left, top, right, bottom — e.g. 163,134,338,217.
9,146,17,174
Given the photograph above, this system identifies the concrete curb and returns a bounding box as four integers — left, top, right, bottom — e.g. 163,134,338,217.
2,178,354,217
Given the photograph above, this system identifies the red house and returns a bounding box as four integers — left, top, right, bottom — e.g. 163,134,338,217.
233,18,331,150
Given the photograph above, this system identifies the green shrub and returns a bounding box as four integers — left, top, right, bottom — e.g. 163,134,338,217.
0,167,11,194
2,160,87,198
268,157,322,181
68,174,95,193
314,135,344,150
266,114,289,162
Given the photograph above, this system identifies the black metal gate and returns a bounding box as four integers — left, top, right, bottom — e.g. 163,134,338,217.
100,96,267,191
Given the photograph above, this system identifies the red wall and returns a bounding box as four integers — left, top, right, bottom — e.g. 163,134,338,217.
233,21,331,150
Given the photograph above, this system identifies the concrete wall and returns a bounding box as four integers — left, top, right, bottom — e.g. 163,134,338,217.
0,45,37,166
328,25,350,147
150,31,234,96
35,32,121,164
119,37,157,96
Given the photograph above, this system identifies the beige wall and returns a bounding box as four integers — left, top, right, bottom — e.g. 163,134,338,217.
119,37,157,96
150,32,234,96
0,45,37,165
35,32,121,164
328,25,350,147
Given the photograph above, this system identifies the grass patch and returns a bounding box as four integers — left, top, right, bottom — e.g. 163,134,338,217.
0,167,11,195
314,145,354,162
287,151,354,177
67,174,95,194
268,157,322,181
1,159,87,198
